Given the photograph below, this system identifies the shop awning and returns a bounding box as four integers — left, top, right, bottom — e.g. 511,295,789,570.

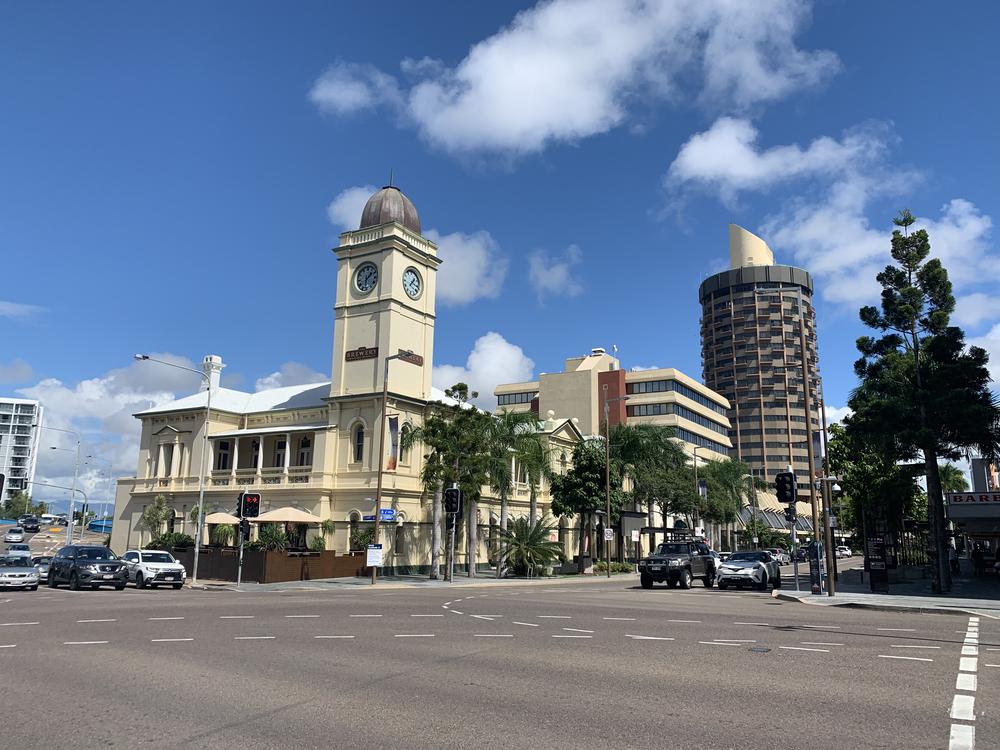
254,507,323,524
205,512,240,524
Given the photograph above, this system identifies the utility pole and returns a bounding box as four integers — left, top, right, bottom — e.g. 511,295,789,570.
796,288,824,594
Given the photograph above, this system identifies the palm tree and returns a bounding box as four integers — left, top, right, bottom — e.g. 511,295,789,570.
701,458,758,551
403,415,449,579
496,516,563,576
938,463,969,494
485,409,540,577
517,432,554,524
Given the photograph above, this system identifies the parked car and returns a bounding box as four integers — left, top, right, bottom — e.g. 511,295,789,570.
21,517,40,533
637,537,717,589
32,555,52,582
48,545,126,590
121,549,186,589
4,527,25,543
767,548,790,565
0,555,40,590
6,543,31,560
716,550,782,591
836,545,852,559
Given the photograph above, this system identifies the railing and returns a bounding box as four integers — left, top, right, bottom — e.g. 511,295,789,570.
130,466,319,493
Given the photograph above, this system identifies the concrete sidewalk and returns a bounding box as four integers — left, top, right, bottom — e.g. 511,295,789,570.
773,589,1000,618
190,571,634,592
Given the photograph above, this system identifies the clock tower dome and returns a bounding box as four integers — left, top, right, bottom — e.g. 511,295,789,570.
329,185,439,401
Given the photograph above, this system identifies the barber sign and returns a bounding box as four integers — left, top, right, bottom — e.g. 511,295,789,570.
946,492,1000,505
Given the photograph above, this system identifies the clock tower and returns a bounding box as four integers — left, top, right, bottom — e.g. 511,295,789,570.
329,185,439,401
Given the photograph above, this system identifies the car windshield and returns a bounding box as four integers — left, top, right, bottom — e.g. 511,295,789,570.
32,557,52,564
728,552,767,562
8,528,23,533
654,543,688,555
141,552,174,563
76,548,117,561
10,545,29,551
0,557,30,568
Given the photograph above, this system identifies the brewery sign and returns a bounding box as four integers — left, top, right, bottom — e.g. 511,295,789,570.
345,346,379,362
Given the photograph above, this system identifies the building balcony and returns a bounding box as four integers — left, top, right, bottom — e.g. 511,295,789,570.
133,465,320,494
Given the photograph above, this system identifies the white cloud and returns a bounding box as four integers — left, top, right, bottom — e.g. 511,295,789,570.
629,365,660,372
326,185,509,306
528,245,584,301
0,359,34,384
327,184,377,231
309,63,401,116
954,293,1000,330
666,117,888,206
915,199,996,288
311,0,837,156
824,405,852,427
426,229,508,306
433,332,535,410
970,323,1000,384
254,362,328,392
0,300,46,319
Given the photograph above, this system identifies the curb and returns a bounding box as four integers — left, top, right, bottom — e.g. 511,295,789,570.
184,573,634,593
772,590,1000,619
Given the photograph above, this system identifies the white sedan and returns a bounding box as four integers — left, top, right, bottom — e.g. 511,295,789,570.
4,527,25,543
121,549,186,589
716,551,782,591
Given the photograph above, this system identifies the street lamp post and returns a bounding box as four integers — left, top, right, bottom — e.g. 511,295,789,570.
86,454,114,535
134,355,212,585
815,476,840,596
602,385,629,578
27,481,87,540
36,425,80,545
372,351,418,586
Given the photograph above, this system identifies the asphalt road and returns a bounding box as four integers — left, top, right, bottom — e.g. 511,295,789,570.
0,572,990,749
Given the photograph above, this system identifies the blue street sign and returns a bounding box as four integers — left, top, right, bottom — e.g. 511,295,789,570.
362,515,375,522
379,508,396,522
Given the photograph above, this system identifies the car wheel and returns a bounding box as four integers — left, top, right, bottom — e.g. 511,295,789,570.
756,573,768,591
678,569,692,589
48,574,57,588
136,573,145,589
703,573,714,588
28,585,38,591
718,582,728,590
172,583,182,590
69,572,80,591
114,583,125,591
640,573,653,589
774,574,782,589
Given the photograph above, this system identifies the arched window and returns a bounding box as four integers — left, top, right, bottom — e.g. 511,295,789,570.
352,424,364,463
399,424,411,464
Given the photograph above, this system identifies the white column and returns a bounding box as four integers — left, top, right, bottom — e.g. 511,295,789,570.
256,435,264,480
157,443,166,478
284,433,291,475
170,440,182,478
231,438,240,478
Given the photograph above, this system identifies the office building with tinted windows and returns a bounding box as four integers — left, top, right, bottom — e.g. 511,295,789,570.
0,397,43,508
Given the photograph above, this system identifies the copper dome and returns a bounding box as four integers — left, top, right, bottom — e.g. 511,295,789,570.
359,185,421,234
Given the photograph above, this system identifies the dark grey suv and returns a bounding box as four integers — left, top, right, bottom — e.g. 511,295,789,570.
48,545,126,591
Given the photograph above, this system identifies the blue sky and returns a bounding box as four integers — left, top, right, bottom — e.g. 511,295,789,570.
1,1,998,503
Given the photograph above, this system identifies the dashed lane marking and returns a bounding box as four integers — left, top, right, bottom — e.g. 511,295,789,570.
963,646,980,656
537,616,571,619
151,638,193,642
450,611,464,615
801,625,841,629
474,634,514,638
668,619,701,623
780,646,830,653
733,622,770,626
552,635,591,639
0,644,15,648
220,616,254,619
891,645,942,650
961,658,978,672
234,636,274,640
957,674,977,692
602,617,635,621
1,622,39,627
802,642,843,646
950,695,976,721
878,628,917,632
349,615,383,618
394,634,435,638
878,655,933,662
63,641,108,645
411,614,444,617
626,635,674,641
700,641,740,647
149,617,184,621
315,635,355,639
284,615,320,619
512,621,539,627
949,723,974,750
562,628,594,634
77,619,116,623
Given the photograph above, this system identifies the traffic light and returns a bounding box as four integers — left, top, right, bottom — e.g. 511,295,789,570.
444,486,462,515
775,471,797,504
239,518,251,544
239,492,261,518
783,504,798,524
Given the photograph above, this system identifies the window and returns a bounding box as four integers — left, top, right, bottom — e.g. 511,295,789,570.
250,440,260,469
215,440,231,471
625,379,727,415
297,436,312,467
394,523,407,556
399,426,411,464
625,402,729,435
274,439,286,468
497,392,537,406
352,425,364,463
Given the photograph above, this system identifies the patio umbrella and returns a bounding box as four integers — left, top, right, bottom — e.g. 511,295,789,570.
253,507,323,524
204,512,240,524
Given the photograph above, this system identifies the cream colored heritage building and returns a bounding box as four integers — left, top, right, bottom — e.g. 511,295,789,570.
111,185,582,573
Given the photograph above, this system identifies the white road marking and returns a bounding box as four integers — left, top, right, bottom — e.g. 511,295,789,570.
512,621,539,627
715,639,756,643
63,641,108,645
563,628,594,633
149,617,184,621
314,635,355,639
470,615,498,621
234,636,275,640
537,615,571,619
733,622,770,626
552,635,591,639
411,614,444,617
949,723,975,750
878,655,933,662
801,625,841,629
602,617,636,621
450,611,464,615
0,622,39,627
956,674,978,692
349,615,383,618
891,645,942,650
961,658,978,672
626,635,674,641
877,628,916,632
802,642,843,646
0,644,15,648
474,634,513,638
963,646,979,656
76,619,116,623
667,619,701,623
151,638,194,642
700,641,740,647
780,646,830,653
284,615,320,619
220,616,254,619
394,634,435,638
950,695,976,721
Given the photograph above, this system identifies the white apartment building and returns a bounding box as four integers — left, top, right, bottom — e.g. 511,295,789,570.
0,397,43,508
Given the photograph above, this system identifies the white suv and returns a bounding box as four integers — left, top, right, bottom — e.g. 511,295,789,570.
121,549,186,589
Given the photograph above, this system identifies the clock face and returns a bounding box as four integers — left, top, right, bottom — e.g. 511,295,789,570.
355,262,378,294
402,268,422,299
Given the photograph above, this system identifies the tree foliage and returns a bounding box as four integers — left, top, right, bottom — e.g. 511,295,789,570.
495,516,563,575
137,495,172,535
